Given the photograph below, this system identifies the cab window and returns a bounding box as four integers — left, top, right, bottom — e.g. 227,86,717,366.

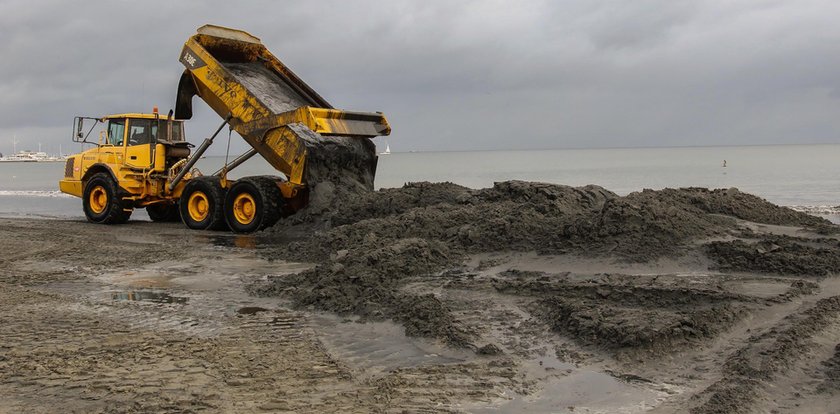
171,122,184,141
128,119,152,146
152,121,184,142
107,119,125,146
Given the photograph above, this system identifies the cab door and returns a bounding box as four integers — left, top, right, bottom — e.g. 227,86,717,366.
96,118,127,165
125,118,153,168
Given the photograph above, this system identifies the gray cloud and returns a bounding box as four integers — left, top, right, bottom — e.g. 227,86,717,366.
1,0,839,156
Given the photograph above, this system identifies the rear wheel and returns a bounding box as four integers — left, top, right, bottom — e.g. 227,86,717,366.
179,177,227,230
83,172,132,224
146,202,180,222
224,176,283,233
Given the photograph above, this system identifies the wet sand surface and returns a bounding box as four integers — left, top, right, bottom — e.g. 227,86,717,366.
2,185,840,413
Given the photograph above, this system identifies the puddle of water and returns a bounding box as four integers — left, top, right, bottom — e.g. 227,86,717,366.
529,353,575,373
312,314,471,375
723,280,790,298
96,255,311,292
40,280,106,298
209,235,258,249
471,369,666,414
98,268,177,289
471,251,711,279
111,290,188,304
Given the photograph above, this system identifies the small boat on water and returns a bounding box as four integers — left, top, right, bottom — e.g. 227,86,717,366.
0,151,39,162
380,143,391,155
1,139,66,162
0,135,34,162
0,150,65,162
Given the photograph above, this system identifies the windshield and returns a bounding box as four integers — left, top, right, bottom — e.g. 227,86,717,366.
107,119,125,146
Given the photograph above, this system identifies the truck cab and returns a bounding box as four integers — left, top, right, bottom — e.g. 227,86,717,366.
60,111,192,223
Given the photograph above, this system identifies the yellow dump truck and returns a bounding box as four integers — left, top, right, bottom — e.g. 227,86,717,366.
59,25,390,232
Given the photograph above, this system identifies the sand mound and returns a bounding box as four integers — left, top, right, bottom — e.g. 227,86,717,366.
272,181,824,261
493,270,751,350
250,181,833,347
707,236,840,276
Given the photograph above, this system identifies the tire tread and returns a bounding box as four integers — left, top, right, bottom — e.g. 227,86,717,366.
83,172,132,224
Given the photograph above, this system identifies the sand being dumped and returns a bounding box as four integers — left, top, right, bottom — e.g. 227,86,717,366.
294,129,379,221
223,59,382,224
251,181,839,350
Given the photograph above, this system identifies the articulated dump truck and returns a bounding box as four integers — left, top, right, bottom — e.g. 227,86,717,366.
59,25,390,233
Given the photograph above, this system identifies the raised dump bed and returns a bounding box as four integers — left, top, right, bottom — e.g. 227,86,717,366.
175,24,390,202
171,24,391,231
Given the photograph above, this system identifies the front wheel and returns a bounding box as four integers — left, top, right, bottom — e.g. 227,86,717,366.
83,172,132,224
179,177,227,230
224,177,283,233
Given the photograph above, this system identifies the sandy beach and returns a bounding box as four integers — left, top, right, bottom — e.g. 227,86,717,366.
1,182,840,413
4,2,840,412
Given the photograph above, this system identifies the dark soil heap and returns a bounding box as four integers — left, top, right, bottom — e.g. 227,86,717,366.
493,270,752,350
707,236,840,276
251,181,835,346
295,131,379,220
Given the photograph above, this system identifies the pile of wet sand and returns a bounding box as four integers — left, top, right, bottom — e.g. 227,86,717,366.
494,269,751,350
251,181,838,348
706,236,840,276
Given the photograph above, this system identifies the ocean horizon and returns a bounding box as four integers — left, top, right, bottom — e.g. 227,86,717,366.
2,143,839,221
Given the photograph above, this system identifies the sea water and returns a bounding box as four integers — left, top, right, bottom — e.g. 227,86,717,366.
1,144,839,221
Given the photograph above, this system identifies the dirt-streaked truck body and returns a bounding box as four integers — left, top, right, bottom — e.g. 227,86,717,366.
59,25,391,232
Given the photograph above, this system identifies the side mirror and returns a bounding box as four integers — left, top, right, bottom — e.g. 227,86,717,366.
73,116,100,144
73,117,85,142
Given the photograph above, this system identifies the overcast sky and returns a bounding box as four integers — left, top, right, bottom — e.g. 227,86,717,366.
1,0,839,155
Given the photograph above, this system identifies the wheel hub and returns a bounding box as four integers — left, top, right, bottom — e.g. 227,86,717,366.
188,192,210,222
232,193,256,225
89,186,107,214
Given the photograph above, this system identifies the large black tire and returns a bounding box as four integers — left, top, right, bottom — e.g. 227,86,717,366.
146,202,180,222
179,177,228,230
82,172,132,224
223,176,283,233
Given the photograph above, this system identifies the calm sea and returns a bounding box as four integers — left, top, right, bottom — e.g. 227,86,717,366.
1,144,839,221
